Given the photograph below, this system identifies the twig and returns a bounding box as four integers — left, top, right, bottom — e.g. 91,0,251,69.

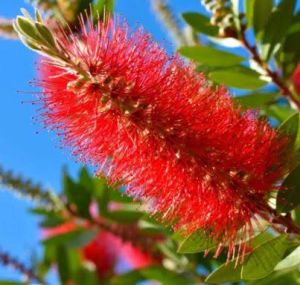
152,0,189,46
0,18,18,39
0,250,44,284
240,26,300,110
0,165,55,206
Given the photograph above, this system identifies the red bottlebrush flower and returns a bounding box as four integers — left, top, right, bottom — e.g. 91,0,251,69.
36,17,290,259
292,63,300,94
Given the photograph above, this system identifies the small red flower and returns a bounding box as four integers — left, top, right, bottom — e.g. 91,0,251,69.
37,17,290,259
42,223,154,277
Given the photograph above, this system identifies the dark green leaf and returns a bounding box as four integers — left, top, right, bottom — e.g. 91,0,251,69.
105,210,143,223
43,228,97,248
178,46,245,67
253,0,273,39
182,13,218,36
74,267,99,285
56,246,71,285
277,164,300,212
235,92,278,109
278,112,300,150
241,235,288,280
209,66,267,90
63,170,92,219
262,0,296,60
177,230,216,254
35,22,56,48
39,216,66,228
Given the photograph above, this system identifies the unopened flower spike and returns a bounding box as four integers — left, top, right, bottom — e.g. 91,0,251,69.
15,10,294,261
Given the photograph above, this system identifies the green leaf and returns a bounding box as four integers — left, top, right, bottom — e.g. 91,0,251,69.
253,0,273,39
182,13,218,36
177,230,216,254
275,246,300,271
43,228,97,248
74,267,99,285
245,0,255,28
35,22,56,48
278,112,300,150
112,266,190,285
63,170,92,219
205,259,242,283
241,235,288,280
262,0,296,60
178,46,245,67
235,92,278,109
205,231,274,284
209,66,267,90
40,216,66,228
56,246,71,285
277,164,300,212
264,105,297,122
105,210,143,223
93,0,115,19
15,16,41,43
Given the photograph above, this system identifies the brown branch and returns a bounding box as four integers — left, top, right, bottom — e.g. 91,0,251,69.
0,250,44,284
240,26,300,110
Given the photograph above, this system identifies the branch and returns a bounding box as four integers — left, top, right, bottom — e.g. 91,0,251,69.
240,26,300,110
152,0,189,46
0,18,18,39
0,165,56,206
0,250,44,284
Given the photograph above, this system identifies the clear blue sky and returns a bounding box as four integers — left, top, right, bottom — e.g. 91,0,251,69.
0,0,202,282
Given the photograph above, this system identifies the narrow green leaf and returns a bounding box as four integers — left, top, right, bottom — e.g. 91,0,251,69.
15,16,41,42
277,164,300,212
178,46,245,67
241,235,288,280
253,0,273,39
235,92,278,109
209,66,267,90
177,230,216,254
105,210,143,223
35,22,56,48
182,13,218,36
43,229,97,248
56,246,71,285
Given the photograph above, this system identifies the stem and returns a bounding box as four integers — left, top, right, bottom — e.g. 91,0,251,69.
0,250,44,284
240,27,300,110
0,165,56,206
65,203,162,260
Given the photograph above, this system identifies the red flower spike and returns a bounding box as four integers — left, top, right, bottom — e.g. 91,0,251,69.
36,17,290,260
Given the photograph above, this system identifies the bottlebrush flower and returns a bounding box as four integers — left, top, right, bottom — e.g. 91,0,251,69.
35,16,290,260
292,63,300,94
42,223,154,277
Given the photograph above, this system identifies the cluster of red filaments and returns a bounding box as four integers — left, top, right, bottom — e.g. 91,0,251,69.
37,16,289,260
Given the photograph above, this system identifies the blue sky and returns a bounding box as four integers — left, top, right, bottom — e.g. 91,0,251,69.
0,0,202,282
